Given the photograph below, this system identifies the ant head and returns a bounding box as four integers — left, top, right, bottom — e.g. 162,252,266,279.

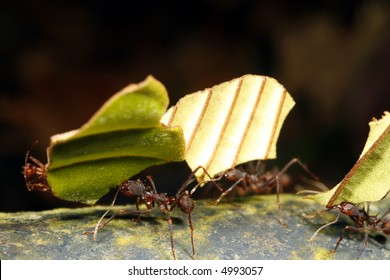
23,165,46,190
22,162,33,179
120,180,145,197
224,169,244,181
338,202,360,217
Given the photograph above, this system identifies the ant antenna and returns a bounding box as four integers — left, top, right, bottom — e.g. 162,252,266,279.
309,207,341,241
86,186,122,240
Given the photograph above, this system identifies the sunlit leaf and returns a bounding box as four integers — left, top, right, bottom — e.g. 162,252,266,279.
161,75,295,180
47,76,185,204
306,111,390,207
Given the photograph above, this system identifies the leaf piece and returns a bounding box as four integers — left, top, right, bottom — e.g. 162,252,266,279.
47,76,185,204
161,74,295,180
306,111,390,206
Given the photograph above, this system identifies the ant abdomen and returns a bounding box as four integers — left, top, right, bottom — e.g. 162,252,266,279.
178,191,194,214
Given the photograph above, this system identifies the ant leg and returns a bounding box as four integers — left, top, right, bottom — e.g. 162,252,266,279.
145,176,158,193
134,197,143,223
193,178,225,199
272,158,319,184
357,223,369,260
254,160,266,175
24,150,30,166
29,156,45,168
255,158,318,226
213,178,244,205
354,204,370,259
188,212,195,257
27,183,50,192
181,166,205,193
190,166,221,195
159,208,176,260
330,228,345,254
331,225,363,258
274,175,286,227
253,158,300,193
379,208,390,220
45,146,50,167
168,190,195,258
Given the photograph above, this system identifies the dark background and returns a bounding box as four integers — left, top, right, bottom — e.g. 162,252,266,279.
1,0,389,212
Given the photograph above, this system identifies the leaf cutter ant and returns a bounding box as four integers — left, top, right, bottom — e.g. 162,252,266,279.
308,202,390,259
22,147,50,192
197,158,318,227
84,166,212,260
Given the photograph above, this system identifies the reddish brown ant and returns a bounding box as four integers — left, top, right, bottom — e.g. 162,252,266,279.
196,158,318,227
308,202,390,259
22,148,50,192
84,166,212,260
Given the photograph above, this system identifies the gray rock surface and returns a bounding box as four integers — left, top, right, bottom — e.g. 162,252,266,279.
1,194,389,260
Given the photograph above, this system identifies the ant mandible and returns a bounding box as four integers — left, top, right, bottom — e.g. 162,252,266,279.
309,202,390,259
84,166,211,260
22,148,50,192
197,158,318,227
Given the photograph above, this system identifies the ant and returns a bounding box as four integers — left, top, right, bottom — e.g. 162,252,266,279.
22,148,50,192
84,166,212,260
194,158,318,227
308,202,390,259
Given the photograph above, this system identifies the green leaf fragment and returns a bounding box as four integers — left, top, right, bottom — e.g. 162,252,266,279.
47,76,185,204
49,128,184,169
306,111,390,206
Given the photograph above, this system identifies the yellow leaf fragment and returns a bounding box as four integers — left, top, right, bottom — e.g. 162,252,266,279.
360,111,390,157
161,74,295,180
306,111,390,207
